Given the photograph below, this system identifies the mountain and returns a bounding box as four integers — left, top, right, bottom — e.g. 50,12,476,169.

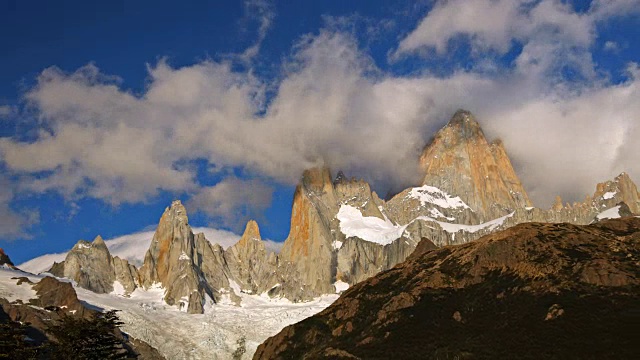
0,248,15,268
18,227,257,274
254,216,640,359
26,109,640,313
48,235,139,295
7,109,640,358
419,110,532,220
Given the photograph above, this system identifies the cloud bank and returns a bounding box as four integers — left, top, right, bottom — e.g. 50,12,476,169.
1,0,639,237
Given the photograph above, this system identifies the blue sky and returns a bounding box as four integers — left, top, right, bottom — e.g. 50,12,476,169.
1,0,639,264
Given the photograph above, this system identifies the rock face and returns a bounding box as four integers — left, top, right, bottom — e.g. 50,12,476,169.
0,248,15,268
50,235,139,295
61,236,116,293
254,217,640,360
276,168,339,300
225,220,273,295
419,110,532,220
138,200,219,313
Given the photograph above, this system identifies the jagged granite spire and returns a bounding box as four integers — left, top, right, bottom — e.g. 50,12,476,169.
420,110,532,220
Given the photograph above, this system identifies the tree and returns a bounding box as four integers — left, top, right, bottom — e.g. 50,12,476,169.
0,320,41,360
45,310,133,360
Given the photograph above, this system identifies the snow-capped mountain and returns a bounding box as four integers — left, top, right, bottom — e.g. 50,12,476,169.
21,110,640,309
7,109,640,359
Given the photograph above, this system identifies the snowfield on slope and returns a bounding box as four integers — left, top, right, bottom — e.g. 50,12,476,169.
337,204,513,245
0,267,337,359
337,205,407,245
596,205,622,220
407,185,471,209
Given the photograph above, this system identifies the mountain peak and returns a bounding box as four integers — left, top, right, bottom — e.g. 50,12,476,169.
92,235,106,247
0,248,14,267
444,109,483,139
420,110,531,219
447,109,473,125
593,172,640,214
239,220,261,245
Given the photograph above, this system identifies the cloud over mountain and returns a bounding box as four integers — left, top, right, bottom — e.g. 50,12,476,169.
0,0,639,236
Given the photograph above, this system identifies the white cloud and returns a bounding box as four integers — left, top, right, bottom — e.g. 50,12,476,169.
604,40,619,52
239,0,276,62
187,178,274,231
0,178,39,239
0,5,639,221
393,0,623,67
395,0,523,56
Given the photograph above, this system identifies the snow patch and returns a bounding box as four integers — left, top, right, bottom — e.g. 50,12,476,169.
417,212,514,234
0,271,37,303
110,281,126,296
333,240,343,250
334,280,349,293
337,205,408,245
407,185,471,209
602,191,617,200
338,204,513,245
178,252,190,261
428,208,455,220
596,206,621,220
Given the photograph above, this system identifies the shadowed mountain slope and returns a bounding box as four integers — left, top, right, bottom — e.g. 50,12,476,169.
255,217,640,360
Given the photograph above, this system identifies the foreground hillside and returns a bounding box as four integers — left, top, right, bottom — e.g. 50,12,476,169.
255,217,640,359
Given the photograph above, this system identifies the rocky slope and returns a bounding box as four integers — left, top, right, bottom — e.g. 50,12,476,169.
0,267,164,359
254,217,640,360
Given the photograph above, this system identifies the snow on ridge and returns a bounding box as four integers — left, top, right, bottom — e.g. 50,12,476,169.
337,204,408,245
337,204,513,246
429,208,455,220
416,212,514,234
18,253,68,275
602,191,617,200
408,185,471,209
596,206,621,220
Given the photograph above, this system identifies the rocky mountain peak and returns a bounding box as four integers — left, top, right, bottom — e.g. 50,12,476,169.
91,235,107,248
0,248,15,268
166,199,189,224
593,172,640,214
58,235,116,294
420,110,532,220
333,170,347,185
239,220,261,245
444,109,484,140
302,166,334,194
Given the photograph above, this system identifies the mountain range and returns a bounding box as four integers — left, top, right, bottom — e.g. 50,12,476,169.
37,110,640,311
2,109,639,359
